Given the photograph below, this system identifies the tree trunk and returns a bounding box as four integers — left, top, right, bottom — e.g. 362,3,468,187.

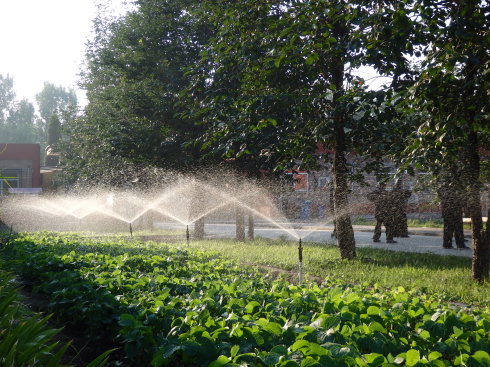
192,185,206,240
330,18,356,260
467,129,488,281
460,28,489,280
236,205,245,241
247,213,254,240
333,147,356,259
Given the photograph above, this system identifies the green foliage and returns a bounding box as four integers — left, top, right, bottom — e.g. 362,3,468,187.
47,114,62,147
0,263,112,367
0,74,15,122
64,0,213,183
1,233,489,366
0,75,38,143
35,82,77,126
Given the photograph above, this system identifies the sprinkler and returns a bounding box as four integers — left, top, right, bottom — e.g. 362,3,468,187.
186,225,190,245
298,238,303,284
129,222,133,238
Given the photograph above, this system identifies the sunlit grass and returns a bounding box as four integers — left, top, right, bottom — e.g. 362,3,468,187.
179,237,490,305
2,229,488,305
351,217,472,229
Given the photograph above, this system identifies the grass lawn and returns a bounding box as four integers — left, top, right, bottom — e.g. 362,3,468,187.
351,217,473,230
2,229,488,305
178,237,490,305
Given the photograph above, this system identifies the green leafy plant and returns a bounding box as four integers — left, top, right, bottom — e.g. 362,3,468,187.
1,233,489,366
0,264,113,367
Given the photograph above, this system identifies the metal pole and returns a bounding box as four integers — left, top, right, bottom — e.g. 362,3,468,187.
129,222,133,238
298,238,303,284
186,225,190,245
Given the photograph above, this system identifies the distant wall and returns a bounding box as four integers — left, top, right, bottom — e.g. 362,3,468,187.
0,143,41,188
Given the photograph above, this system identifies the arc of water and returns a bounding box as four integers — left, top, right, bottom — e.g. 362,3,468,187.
95,206,134,223
151,206,191,226
186,198,236,225
207,189,299,239
148,183,234,226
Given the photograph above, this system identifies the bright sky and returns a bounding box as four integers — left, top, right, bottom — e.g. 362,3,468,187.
0,0,389,111
0,0,129,108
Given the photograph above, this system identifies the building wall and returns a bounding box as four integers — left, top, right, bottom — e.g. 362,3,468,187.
0,144,41,190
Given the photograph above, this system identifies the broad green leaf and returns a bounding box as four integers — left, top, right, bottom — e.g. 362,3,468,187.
291,340,310,352
364,353,386,365
428,351,442,361
245,301,260,314
230,345,240,358
405,349,420,366
367,306,381,316
300,356,320,367
209,355,231,367
262,352,282,366
468,351,490,366
270,345,288,355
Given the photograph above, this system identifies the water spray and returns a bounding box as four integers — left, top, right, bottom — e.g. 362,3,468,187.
298,238,303,285
129,222,133,238
186,225,190,245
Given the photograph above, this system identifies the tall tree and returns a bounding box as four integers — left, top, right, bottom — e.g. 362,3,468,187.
35,82,77,145
74,0,213,172
0,75,37,143
0,99,37,143
187,0,420,259
0,74,16,123
35,82,77,124
46,114,61,166
400,0,490,281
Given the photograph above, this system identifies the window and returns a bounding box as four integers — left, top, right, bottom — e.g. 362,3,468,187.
0,169,22,195
293,172,309,192
284,171,309,192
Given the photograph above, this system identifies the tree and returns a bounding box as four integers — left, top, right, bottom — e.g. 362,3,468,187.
35,82,77,124
0,75,37,143
46,114,62,166
400,0,490,281
35,82,77,146
0,74,15,122
73,0,213,173
0,99,37,143
186,1,421,259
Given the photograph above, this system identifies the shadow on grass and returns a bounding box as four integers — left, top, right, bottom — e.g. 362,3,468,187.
298,239,472,271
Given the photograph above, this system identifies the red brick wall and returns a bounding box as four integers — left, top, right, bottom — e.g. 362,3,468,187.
0,143,41,188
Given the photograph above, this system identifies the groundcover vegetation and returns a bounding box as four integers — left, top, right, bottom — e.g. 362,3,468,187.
1,233,489,367
0,259,113,367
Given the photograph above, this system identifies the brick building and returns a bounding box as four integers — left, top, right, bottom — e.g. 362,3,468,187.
0,143,42,195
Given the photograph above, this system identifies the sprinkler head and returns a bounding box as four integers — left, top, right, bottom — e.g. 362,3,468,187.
129,222,133,238
298,238,303,262
186,225,190,245
298,237,303,285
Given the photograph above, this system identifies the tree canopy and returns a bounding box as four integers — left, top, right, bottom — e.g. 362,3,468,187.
61,0,489,279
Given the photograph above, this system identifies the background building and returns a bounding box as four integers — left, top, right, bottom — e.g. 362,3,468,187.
0,143,42,195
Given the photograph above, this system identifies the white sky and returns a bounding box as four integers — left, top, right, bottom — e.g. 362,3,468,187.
0,0,388,111
0,0,130,108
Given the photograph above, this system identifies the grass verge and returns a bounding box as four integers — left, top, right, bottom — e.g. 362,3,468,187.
180,237,490,305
